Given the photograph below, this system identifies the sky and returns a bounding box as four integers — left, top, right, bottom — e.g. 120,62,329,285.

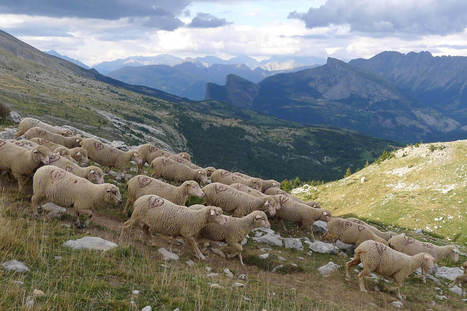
1,0,467,66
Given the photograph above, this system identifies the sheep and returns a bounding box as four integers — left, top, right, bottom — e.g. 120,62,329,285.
230,182,266,198
31,166,121,227
199,210,270,265
273,195,331,241
211,169,261,190
47,153,104,184
204,166,216,177
15,117,73,138
24,127,82,148
388,233,459,282
168,153,203,171
80,138,143,172
202,183,277,217
151,157,208,185
0,139,50,193
124,175,205,214
29,137,61,150
136,144,191,170
54,146,89,165
120,194,225,260
347,218,396,241
264,186,321,208
7,139,39,150
345,240,435,300
323,217,388,246
451,261,467,296
261,179,280,192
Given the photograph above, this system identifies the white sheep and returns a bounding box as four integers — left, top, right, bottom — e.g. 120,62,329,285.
48,153,104,184
230,182,265,198
29,137,61,150
32,166,121,227
15,117,73,138
347,218,396,241
120,194,225,260
124,175,205,214
202,183,277,217
7,139,39,150
54,146,89,165
137,144,191,171
264,186,321,208
451,261,467,296
151,157,208,185
260,179,280,192
200,210,270,265
80,138,143,172
24,127,82,148
323,217,388,246
388,233,459,282
345,240,435,300
204,166,216,177
0,139,50,193
211,169,262,190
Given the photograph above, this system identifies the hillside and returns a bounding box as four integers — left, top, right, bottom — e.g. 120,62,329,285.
293,140,467,244
206,55,467,143
0,29,395,181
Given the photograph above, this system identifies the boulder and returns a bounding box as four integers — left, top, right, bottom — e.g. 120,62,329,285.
252,233,282,247
8,111,22,123
318,261,340,276
0,128,16,139
2,260,29,273
335,240,354,252
304,241,338,254
283,238,303,250
449,285,463,296
435,266,463,281
41,202,66,218
158,248,179,261
63,237,118,251
312,221,328,234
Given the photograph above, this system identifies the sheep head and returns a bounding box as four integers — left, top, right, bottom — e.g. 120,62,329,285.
61,129,73,137
249,178,262,191
448,246,460,262
196,169,209,185
204,166,216,177
184,181,205,198
73,148,89,164
32,146,50,165
421,253,436,273
252,211,270,229
262,199,277,217
88,166,104,184
206,206,225,225
104,184,122,205
178,152,191,161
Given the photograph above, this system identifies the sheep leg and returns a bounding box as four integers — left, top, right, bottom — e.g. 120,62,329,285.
123,197,133,216
226,242,244,265
31,194,45,215
420,266,427,284
141,224,152,245
280,219,287,231
119,218,136,243
186,236,206,261
345,256,361,281
357,268,370,293
13,173,28,194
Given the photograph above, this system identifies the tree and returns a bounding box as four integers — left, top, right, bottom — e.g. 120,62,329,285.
364,160,369,168
344,167,352,178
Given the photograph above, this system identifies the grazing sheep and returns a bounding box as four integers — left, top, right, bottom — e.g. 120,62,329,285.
451,261,467,296
7,139,39,150
200,210,270,265
230,182,266,198
15,117,73,138
137,144,190,169
202,183,277,217
48,153,104,184
32,166,121,227
347,218,396,241
323,217,388,246
29,137,61,150
204,166,216,177
168,154,203,170
264,186,321,208
80,138,143,172
264,187,284,195
261,179,280,192
55,146,89,165
274,195,331,240
24,127,82,148
120,194,225,260
124,175,205,214
151,157,208,185
211,169,261,190
388,233,459,282
345,240,435,300
0,140,50,193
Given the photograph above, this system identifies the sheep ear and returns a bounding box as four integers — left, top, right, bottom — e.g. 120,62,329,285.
90,170,95,174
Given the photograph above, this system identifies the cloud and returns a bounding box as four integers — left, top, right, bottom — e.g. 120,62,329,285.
289,0,467,36
188,12,230,28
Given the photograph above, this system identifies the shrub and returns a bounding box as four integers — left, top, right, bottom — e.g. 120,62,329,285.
0,103,10,122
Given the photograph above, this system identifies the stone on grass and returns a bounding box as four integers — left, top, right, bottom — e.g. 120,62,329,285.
252,233,282,247
318,261,340,276
207,273,218,278
305,241,338,254
272,265,284,272
259,253,270,259
335,240,354,252
232,282,245,288
312,221,328,234
209,283,223,289
283,238,303,250
141,306,152,311
2,260,29,273
9,111,22,123
390,301,403,308
63,237,117,251
42,202,66,218
449,285,463,296
185,260,195,267
435,266,463,281
224,268,234,278
158,248,179,261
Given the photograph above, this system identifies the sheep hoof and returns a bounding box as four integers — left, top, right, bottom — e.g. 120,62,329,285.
360,289,367,293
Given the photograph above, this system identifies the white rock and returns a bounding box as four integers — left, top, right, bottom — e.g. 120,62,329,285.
252,233,283,247
158,248,179,261
335,240,354,252
63,237,117,251
13,280,24,285
223,268,234,278
390,301,403,308
241,238,248,246
318,261,340,276
271,265,284,272
277,256,286,261
209,283,223,289
435,266,463,281
205,266,212,272
9,111,22,123
435,295,447,301
259,253,270,259
312,221,328,234
305,241,338,254
24,296,34,308
242,296,251,302
232,282,245,288
298,256,304,261
360,176,366,183
110,140,128,151
132,290,140,295
449,285,463,296
283,238,303,250
207,273,218,278
141,306,152,311
2,260,29,272
173,308,180,311
42,202,67,218
0,128,16,139
185,260,195,267
259,247,272,252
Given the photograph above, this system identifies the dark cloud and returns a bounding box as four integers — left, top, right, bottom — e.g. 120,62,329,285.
3,25,72,37
289,0,467,36
188,12,230,28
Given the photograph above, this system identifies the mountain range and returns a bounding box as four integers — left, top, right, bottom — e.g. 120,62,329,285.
0,29,393,181
206,53,467,143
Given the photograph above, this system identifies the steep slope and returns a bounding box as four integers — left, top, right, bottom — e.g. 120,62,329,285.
293,140,467,244
0,29,396,180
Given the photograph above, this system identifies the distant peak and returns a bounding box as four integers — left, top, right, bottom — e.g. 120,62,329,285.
326,57,346,65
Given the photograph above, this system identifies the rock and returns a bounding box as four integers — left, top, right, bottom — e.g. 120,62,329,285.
318,261,340,276
298,256,304,260
283,238,303,250
209,283,223,289
241,237,248,246
141,306,152,311
238,274,248,281
63,237,118,251
390,301,403,308
132,290,140,295
158,248,179,261
360,176,366,183
24,296,34,308
232,282,245,288
435,295,447,301
259,247,272,252
33,289,45,297
13,280,24,285
312,221,328,234
173,308,180,311
259,253,270,259
223,268,234,278
425,274,441,285
8,111,22,123
305,241,338,254
2,260,29,272
435,266,463,281
307,251,313,256
277,256,286,261
210,248,226,258
252,233,283,247
335,240,354,252
0,128,16,139
42,202,67,218
185,260,195,267
110,140,128,151
54,256,62,260
205,266,212,273
207,273,218,278
449,285,463,296
271,265,284,272
242,296,251,302
253,228,276,235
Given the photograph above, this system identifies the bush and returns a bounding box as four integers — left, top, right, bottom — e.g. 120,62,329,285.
375,150,394,164
0,103,10,122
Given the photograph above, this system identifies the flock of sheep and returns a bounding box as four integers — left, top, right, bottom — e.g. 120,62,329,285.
0,117,465,300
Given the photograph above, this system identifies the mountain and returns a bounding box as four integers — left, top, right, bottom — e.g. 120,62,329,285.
0,29,396,181
107,62,271,100
293,139,467,244
46,50,90,69
93,54,184,74
206,56,467,143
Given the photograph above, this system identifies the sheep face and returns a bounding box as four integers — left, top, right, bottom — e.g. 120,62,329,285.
207,207,226,225
178,152,191,161
185,181,205,198
248,179,262,191
32,146,50,165
204,167,216,177
421,253,436,273
104,185,122,205
449,247,460,262
132,152,144,167
263,200,277,216
196,170,209,185
320,210,332,222
253,211,270,229
88,167,104,184
61,129,73,137
73,149,89,164
322,231,338,243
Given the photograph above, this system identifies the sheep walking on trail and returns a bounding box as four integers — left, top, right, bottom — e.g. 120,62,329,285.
323,217,388,246
120,195,225,260
151,157,208,185
47,153,104,184
24,127,82,148
32,166,121,227
29,138,61,151
345,240,435,300
137,144,191,171
211,169,262,190
347,218,396,241
54,146,89,165
15,117,73,138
